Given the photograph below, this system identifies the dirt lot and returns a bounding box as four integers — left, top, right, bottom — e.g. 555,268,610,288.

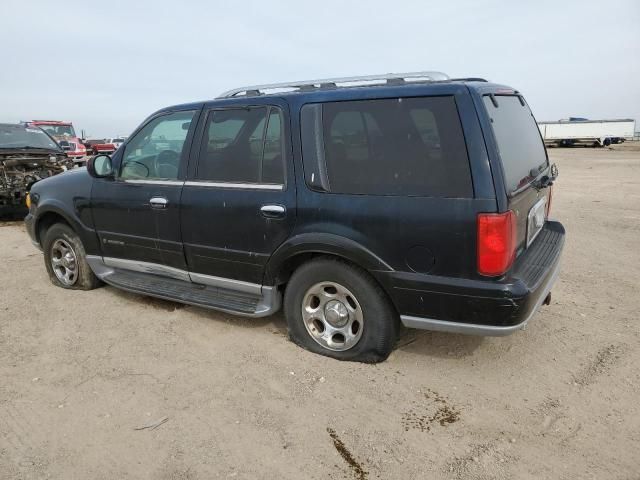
1,147,639,479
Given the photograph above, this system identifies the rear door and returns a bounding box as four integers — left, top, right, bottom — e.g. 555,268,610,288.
297,89,491,281
180,99,296,285
481,94,552,254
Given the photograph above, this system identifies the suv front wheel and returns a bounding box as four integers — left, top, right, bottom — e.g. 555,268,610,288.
42,223,101,290
284,258,399,363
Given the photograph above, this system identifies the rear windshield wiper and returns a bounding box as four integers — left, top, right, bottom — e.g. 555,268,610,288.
509,163,559,197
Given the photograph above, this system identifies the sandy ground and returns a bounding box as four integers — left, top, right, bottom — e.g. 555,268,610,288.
1,147,639,480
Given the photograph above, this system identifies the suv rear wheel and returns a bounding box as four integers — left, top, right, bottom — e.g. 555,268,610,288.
42,223,101,290
284,258,399,363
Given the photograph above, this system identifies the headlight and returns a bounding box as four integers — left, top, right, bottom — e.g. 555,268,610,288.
25,193,31,209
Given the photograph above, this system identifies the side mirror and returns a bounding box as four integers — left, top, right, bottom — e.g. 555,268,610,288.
87,154,114,178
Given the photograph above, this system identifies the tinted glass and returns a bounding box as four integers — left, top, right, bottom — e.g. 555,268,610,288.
302,96,472,197
0,124,61,150
196,107,284,184
120,110,195,180
263,110,285,183
483,95,548,193
37,124,76,137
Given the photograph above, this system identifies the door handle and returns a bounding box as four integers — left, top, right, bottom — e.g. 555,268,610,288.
260,204,286,218
149,197,169,209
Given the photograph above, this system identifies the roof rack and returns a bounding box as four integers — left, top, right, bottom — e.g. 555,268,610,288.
217,71,451,99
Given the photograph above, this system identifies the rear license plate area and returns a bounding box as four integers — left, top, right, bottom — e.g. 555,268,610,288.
526,197,547,247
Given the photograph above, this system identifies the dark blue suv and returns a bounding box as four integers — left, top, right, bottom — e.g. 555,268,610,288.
25,72,564,363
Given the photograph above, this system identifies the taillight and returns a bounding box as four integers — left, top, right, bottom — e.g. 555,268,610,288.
477,211,517,276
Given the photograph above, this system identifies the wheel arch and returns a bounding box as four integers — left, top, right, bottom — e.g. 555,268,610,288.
264,233,394,286
35,208,75,246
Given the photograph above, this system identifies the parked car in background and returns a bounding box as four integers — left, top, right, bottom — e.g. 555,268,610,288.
26,120,87,161
84,138,127,156
83,139,104,156
25,71,564,363
93,137,127,155
0,123,73,213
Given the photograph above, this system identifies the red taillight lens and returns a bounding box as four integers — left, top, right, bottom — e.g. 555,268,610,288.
477,211,517,276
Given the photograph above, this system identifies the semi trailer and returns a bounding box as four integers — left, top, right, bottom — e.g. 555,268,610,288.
538,118,635,147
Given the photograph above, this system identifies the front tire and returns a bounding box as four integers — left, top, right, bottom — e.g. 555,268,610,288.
42,223,101,290
284,258,399,363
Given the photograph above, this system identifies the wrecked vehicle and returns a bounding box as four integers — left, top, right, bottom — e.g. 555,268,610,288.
0,123,73,212
26,120,87,162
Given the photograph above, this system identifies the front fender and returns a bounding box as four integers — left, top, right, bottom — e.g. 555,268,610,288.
264,232,393,284
30,169,100,254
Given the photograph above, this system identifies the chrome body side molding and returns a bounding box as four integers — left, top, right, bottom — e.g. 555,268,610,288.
86,256,280,317
103,257,191,282
123,179,184,186
184,181,283,191
189,271,261,295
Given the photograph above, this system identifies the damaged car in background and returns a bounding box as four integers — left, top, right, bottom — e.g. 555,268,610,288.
0,123,74,213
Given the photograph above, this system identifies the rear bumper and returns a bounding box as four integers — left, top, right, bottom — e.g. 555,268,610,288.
380,221,565,335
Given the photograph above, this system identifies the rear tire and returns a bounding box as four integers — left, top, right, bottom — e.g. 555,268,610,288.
284,258,399,363
42,223,101,290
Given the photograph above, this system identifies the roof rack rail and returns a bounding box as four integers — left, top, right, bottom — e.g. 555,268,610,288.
449,77,488,82
217,71,450,99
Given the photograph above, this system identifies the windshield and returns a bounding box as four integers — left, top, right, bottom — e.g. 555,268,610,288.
483,95,548,194
37,124,76,137
0,124,61,150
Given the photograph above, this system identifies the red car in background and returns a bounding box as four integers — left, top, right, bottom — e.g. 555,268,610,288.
26,120,86,161
90,137,127,155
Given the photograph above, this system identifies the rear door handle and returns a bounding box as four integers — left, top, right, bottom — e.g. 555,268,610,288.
149,197,168,209
260,204,286,218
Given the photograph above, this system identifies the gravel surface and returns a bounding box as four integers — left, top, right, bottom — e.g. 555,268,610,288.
1,147,639,479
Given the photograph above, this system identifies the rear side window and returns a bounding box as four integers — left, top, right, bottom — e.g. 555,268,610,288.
195,106,285,184
483,95,548,194
300,96,472,197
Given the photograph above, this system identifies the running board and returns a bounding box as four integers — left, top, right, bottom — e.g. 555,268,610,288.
86,256,280,317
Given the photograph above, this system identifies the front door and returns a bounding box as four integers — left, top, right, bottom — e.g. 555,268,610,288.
180,100,296,285
91,109,200,275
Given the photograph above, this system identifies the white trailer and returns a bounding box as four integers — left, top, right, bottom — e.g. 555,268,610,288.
537,119,635,147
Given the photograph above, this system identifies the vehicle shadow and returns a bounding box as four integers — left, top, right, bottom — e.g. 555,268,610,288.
107,287,481,357
107,287,289,335
0,211,26,223
395,328,485,359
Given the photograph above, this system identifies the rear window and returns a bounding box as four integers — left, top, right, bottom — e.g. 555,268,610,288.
195,106,285,185
483,95,548,193
301,96,472,197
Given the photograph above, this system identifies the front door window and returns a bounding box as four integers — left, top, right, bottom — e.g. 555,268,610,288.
121,110,196,180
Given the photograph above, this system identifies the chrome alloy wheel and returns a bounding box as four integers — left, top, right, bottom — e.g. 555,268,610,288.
301,282,364,351
50,239,78,286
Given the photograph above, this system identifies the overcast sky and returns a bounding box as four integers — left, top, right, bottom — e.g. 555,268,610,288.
1,0,638,137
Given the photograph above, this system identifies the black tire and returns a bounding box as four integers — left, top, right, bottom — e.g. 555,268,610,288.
284,257,399,363
42,223,101,290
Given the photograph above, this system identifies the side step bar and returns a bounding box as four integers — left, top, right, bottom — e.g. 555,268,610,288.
86,256,280,317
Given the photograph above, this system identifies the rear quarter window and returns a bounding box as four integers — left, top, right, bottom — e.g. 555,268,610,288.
482,95,548,193
301,96,472,197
